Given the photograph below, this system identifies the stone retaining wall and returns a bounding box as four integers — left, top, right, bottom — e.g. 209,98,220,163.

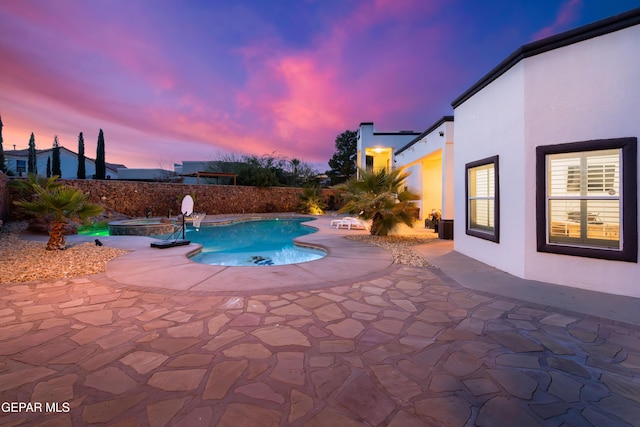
0,172,7,222
6,179,340,218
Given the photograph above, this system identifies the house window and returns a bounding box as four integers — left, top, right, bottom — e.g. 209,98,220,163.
466,156,499,242
536,138,637,262
16,160,26,174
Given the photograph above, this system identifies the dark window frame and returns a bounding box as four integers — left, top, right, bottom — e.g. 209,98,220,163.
536,137,637,262
465,155,500,243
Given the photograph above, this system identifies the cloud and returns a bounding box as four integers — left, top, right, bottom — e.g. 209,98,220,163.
0,0,458,168
231,0,454,150
532,0,582,40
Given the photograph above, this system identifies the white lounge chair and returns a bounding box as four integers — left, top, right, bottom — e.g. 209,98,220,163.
334,217,368,230
330,216,357,227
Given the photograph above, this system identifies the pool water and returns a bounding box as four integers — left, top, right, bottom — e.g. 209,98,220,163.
185,218,326,266
77,225,109,236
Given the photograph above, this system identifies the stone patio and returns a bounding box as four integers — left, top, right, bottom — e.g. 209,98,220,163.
1,217,639,426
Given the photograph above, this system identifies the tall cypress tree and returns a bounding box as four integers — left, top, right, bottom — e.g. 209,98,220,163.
52,135,61,177
95,129,106,179
28,132,37,175
46,156,51,178
0,115,6,173
77,132,86,179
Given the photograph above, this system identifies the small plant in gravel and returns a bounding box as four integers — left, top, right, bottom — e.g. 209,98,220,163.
13,175,103,250
297,186,327,215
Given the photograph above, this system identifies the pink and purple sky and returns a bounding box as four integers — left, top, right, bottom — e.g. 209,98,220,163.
1,0,638,171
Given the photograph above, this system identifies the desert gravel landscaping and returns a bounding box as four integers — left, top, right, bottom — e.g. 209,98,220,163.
0,223,129,284
345,234,437,267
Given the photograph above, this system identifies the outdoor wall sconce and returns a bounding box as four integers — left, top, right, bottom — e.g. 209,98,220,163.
439,131,444,137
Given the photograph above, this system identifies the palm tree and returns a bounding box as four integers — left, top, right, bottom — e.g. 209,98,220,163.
290,158,300,175
9,173,63,195
338,168,420,236
13,177,103,250
290,157,301,186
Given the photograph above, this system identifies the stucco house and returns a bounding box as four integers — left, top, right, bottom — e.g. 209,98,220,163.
116,168,176,182
361,8,638,297
179,161,213,184
357,118,455,238
394,116,454,238
450,8,639,297
5,146,123,179
356,123,421,176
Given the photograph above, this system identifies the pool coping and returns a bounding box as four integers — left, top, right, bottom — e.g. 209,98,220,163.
108,218,176,236
75,215,397,294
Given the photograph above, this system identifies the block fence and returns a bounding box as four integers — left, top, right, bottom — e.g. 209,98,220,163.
1,176,341,219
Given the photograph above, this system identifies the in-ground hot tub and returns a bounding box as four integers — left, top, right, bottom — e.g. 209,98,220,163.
108,219,176,236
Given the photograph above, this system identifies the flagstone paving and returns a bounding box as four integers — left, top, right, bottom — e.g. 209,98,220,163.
1,263,640,426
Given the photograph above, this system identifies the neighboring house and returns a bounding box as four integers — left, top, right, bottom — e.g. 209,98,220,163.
5,146,123,179
450,9,639,296
178,161,239,185
117,168,177,182
179,161,212,184
394,116,454,237
179,161,214,184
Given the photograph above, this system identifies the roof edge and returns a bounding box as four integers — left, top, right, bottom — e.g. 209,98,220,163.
451,7,640,109
5,145,125,171
396,116,454,155
373,131,421,136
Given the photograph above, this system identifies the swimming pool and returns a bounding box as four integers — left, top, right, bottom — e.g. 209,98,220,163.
186,217,326,266
77,222,109,236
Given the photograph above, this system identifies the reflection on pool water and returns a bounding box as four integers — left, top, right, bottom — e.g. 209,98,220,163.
78,228,110,237
79,219,176,237
77,223,109,236
185,218,326,266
